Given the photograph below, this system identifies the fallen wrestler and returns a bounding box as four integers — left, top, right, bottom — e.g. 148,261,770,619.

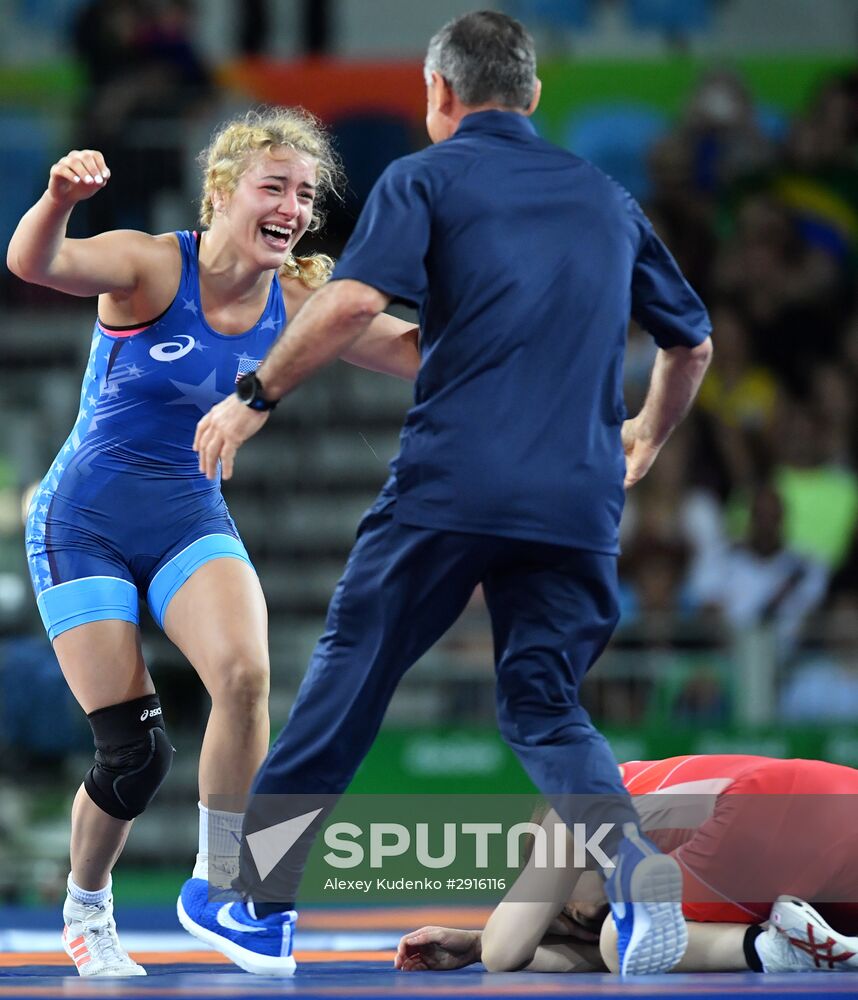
397,754,858,975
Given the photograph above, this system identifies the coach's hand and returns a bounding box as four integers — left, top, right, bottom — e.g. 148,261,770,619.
394,926,481,971
621,416,661,489
194,395,268,480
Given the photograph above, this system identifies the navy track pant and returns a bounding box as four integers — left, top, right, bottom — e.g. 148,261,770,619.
241,495,638,899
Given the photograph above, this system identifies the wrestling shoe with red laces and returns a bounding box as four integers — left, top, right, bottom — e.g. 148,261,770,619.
757,895,858,972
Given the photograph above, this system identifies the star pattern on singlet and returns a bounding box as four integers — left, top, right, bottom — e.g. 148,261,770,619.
167,369,228,413
26,338,104,585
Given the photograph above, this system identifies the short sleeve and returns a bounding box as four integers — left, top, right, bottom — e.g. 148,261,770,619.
630,207,712,350
331,158,433,308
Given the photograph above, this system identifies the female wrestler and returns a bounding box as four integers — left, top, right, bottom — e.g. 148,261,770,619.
8,107,419,976
396,754,858,975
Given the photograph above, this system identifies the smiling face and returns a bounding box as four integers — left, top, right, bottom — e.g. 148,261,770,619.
212,146,318,269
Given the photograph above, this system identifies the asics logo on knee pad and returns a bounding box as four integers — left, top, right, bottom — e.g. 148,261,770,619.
84,696,173,820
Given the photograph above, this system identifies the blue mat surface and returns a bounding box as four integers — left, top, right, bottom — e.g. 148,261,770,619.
2,963,858,999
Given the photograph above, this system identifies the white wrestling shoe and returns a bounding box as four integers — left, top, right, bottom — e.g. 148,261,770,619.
757,895,858,972
62,894,146,977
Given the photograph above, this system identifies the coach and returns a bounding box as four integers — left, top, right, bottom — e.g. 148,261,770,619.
191,10,712,976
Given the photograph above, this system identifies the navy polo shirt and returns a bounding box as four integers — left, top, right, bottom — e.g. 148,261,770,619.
333,110,711,553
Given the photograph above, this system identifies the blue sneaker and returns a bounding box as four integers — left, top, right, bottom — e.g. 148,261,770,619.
176,878,297,976
604,823,687,976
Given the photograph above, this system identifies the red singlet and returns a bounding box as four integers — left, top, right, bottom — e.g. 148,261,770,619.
619,755,858,929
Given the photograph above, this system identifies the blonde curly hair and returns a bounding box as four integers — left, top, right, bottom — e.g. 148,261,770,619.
198,107,342,288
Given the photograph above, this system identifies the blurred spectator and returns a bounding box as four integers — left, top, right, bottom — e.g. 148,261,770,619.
695,302,779,495
672,665,730,725
773,405,858,570
713,193,846,392
688,484,829,655
765,77,858,276
645,134,717,299
71,0,212,233
785,77,857,175
809,363,856,467
679,69,775,195
780,596,858,721
620,532,690,639
697,303,778,433
621,424,726,594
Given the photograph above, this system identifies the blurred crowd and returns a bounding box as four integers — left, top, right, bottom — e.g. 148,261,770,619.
3,2,858,735
70,0,213,234
615,67,858,717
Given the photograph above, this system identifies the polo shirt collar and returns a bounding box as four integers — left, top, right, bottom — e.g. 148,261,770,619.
454,110,537,139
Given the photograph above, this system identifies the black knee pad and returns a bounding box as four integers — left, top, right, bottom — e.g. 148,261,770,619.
83,694,174,821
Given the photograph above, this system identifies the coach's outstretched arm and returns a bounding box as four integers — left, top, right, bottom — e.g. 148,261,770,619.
261,278,390,394
194,278,389,479
622,337,712,489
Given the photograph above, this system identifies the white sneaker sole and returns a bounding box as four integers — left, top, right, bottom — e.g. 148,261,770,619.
772,896,858,971
621,854,688,976
176,896,297,977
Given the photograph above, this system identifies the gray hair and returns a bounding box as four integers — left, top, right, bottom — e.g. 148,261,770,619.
424,11,537,111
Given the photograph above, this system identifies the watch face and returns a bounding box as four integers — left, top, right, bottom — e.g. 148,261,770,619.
236,371,276,410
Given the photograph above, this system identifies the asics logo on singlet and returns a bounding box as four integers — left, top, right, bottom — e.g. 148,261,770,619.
140,707,162,721
150,335,196,361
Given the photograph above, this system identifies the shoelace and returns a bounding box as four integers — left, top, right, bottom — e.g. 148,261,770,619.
79,917,135,970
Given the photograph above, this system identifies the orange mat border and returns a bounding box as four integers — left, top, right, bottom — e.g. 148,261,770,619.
300,905,492,929
0,950,394,967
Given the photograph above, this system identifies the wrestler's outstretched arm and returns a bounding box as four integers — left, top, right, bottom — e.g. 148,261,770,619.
7,149,172,297
397,809,603,973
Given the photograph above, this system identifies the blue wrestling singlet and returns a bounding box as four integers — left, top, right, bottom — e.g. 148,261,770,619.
25,230,285,641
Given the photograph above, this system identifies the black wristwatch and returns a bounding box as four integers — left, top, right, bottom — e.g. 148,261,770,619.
235,371,278,411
